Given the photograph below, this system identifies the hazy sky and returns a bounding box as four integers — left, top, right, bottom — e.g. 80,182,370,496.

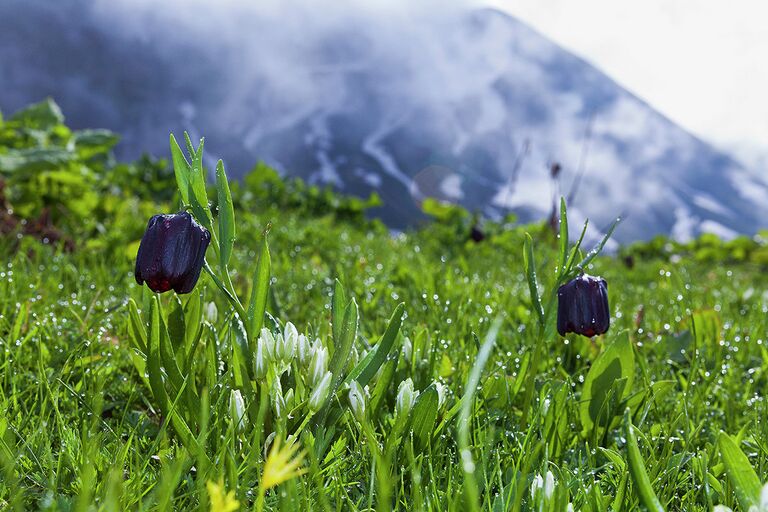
487,0,768,169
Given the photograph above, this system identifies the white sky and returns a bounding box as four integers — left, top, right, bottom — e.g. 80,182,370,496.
485,0,768,170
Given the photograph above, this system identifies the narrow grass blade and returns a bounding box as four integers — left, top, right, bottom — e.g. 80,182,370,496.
331,279,347,350
458,316,501,512
247,229,271,339
215,160,235,270
147,296,169,414
576,215,622,270
564,220,589,278
623,409,665,512
558,197,568,276
126,298,147,354
186,136,213,231
347,302,405,387
523,233,545,326
718,432,762,511
169,134,191,205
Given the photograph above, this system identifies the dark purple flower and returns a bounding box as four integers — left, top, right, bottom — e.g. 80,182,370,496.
557,274,609,337
135,212,211,294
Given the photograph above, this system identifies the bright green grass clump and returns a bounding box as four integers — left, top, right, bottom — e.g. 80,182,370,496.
1,102,768,511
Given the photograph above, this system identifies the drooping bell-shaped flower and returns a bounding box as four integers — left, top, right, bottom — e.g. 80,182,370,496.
135,212,211,294
556,274,609,337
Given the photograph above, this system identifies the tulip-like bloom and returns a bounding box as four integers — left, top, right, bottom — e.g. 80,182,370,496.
135,212,211,294
557,274,609,337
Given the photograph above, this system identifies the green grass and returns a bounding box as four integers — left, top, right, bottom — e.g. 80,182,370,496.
2,105,768,510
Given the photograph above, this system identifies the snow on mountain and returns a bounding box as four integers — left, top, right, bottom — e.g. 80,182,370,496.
1,0,765,242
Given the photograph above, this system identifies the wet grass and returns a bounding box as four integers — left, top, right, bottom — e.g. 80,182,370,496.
1,203,768,511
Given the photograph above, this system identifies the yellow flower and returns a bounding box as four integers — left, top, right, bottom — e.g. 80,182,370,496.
206,479,239,512
261,437,306,490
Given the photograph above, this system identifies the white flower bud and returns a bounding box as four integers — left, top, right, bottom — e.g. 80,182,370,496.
272,379,285,420
396,378,417,417
434,382,447,409
297,334,312,367
761,481,768,510
531,471,555,501
402,336,412,363
309,371,332,412
274,333,287,361
229,389,246,431
254,337,269,379
260,328,276,361
530,474,543,500
284,388,295,411
309,343,329,388
282,322,298,361
348,381,366,422
204,302,218,323
544,471,555,499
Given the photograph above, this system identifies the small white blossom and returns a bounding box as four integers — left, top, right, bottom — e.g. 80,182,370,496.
204,302,218,323
272,379,285,420
297,334,312,367
348,381,367,422
254,338,269,379
531,471,555,501
434,382,447,409
277,322,298,361
396,378,417,417
309,343,329,387
309,371,333,412
402,336,413,363
260,328,276,361
229,389,246,431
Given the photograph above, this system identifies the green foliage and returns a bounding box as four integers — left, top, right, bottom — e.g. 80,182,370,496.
1,103,768,511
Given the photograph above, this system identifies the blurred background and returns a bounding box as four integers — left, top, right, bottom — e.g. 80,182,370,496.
1,0,766,243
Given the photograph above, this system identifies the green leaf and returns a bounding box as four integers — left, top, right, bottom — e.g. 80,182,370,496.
147,296,169,414
458,317,501,512
169,134,191,206
718,432,762,511
623,409,665,512
563,220,589,278
369,358,397,415
9,98,63,129
215,160,236,269
183,291,203,357
167,297,186,355
247,229,271,338
186,136,213,231
126,299,147,354
576,215,622,270
347,302,405,387
523,233,545,327
0,147,74,174
159,312,198,420
329,298,358,393
411,384,439,448
580,331,635,434
558,197,569,276
331,279,347,350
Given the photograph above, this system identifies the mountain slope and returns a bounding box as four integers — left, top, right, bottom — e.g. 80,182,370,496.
1,1,765,241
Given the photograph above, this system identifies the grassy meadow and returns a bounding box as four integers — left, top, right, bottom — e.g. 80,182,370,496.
1,100,768,511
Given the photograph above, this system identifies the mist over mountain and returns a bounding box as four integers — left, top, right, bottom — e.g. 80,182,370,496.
2,0,766,242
